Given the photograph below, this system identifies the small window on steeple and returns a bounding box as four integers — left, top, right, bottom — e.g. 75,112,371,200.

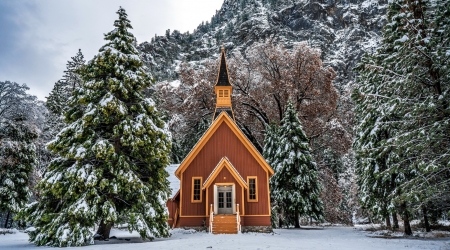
219,90,224,97
224,90,229,97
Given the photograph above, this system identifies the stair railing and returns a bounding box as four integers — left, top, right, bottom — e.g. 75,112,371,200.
209,204,214,233
236,204,241,233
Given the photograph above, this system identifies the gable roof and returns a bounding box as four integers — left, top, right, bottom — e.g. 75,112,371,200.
175,112,274,179
203,157,247,190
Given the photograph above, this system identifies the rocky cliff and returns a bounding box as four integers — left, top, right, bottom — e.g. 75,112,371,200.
138,0,387,92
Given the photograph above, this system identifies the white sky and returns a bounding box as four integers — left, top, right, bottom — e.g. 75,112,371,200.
0,0,224,100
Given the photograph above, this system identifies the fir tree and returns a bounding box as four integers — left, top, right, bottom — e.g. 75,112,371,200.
263,123,279,168
263,123,280,227
0,115,38,227
46,49,85,116
354,0,450,234
353,52,399,227
270,101,324,228
18,7,171,246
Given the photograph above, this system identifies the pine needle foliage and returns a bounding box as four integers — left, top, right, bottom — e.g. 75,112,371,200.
354,0,450,224
270,101,324,224
0,117,38,213
263,123,279,167
18,7,171,247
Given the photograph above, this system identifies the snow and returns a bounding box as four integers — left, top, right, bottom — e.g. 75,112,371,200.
396,35,409,43
169,80,181,88
166,164,180,198
1,227,449,250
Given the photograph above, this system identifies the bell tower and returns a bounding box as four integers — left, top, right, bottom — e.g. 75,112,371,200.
213,46,235,121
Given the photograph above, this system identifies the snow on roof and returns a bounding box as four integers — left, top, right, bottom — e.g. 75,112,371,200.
167,164,180,198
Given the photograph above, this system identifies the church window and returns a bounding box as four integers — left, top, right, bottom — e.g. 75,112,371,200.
247,176,258,202
192,177,202,202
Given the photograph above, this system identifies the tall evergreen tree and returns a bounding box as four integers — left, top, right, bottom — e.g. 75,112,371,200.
270,101,324,228
353,52,399,227
46,49,85,116
0,116,38,227
263,123,279,226
18,7,171,246
354,0,450,234
263,123,279,166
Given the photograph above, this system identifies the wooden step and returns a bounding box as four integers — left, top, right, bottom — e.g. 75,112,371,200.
211,222,238,234
210,214,240,234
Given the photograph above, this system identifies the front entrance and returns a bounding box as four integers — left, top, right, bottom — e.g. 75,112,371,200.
217,186,233,214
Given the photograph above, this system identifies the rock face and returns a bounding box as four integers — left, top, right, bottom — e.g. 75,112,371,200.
138,0,388,91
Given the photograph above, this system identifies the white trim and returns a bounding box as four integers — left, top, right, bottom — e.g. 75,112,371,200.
232,184,236,214
213,185,218,214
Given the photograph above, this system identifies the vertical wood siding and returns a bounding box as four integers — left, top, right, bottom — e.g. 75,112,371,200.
242,216,271,226
166,199,179,227
181,122,269,217
205,167,243,213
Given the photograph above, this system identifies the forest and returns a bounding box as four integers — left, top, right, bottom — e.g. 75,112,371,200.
0,0,449,247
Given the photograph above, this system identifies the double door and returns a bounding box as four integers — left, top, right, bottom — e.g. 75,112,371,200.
217,186,233,214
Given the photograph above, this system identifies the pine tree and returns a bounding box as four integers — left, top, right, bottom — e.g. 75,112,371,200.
263,123,279,166
354,0,450,234
0,115,38,227
353,52,399,227
270,101,324,228
18,7,171,246
263,123,280,227
46,49,85,116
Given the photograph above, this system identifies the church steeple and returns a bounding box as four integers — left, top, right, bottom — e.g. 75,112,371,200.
213,46,235,121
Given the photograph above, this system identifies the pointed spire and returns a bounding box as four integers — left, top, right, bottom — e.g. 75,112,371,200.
215,45,231,86
213,45,235,121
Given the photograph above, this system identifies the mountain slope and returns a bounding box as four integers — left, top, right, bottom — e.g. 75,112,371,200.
138,0,387,91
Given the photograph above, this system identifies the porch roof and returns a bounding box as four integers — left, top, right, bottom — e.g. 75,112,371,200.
202,157,248,190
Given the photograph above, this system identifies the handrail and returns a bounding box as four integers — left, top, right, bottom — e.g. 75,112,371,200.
209,204,214,233
172,208,179,229
236,204,241,233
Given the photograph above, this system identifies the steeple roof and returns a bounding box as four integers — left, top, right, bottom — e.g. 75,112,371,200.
215,46,231,86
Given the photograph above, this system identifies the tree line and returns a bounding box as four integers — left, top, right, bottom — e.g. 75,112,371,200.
1,0,449,246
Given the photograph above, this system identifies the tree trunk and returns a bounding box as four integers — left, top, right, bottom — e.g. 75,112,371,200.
96,220,114,240
401,204,412,235
294,208,300,228
278,207,283,228
4,211,10,228
423,207,430,232
385,216,391,229
392,212,399,230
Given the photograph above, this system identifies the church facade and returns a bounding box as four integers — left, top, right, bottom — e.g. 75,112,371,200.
166,47,274,233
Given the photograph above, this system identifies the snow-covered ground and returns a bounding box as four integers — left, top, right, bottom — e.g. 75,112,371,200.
1,227,449,250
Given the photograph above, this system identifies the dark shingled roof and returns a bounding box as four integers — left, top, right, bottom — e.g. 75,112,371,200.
215,50,231,86
213,107,233,121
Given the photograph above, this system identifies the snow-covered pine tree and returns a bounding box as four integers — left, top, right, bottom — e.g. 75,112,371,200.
0,115,38,227
353,52,399,228
270,101,324,228
18,7,171,246
47,49,85,116
47,49,85,118
354,0,450,234
263,123,279,166
263,123,280,227
38,51,86,189
386,0,450,230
